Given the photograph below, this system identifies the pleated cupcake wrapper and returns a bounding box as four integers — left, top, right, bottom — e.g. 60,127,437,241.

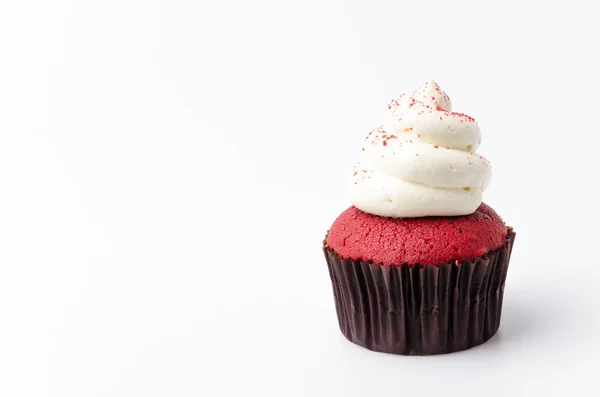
323,228,515,355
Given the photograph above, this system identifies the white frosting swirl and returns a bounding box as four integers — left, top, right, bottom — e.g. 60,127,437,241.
347,81,492,218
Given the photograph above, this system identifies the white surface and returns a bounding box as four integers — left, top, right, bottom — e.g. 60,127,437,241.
1,1,599,396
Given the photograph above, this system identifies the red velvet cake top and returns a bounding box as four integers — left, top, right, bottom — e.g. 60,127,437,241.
326,203,506,266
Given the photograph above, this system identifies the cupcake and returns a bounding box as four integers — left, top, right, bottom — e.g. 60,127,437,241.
323,81,515,355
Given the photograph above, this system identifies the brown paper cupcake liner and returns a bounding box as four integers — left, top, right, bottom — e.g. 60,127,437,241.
323,228,516,355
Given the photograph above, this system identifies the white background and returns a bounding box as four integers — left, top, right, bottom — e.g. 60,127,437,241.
1,1,599,396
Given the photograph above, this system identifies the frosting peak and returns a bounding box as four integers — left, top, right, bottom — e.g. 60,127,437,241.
347,81,492,218
388,80,452,112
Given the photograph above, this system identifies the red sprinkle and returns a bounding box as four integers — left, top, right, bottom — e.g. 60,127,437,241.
451,112,476,122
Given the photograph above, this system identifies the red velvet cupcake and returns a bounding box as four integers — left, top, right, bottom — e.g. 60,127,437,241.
323,81,515,355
